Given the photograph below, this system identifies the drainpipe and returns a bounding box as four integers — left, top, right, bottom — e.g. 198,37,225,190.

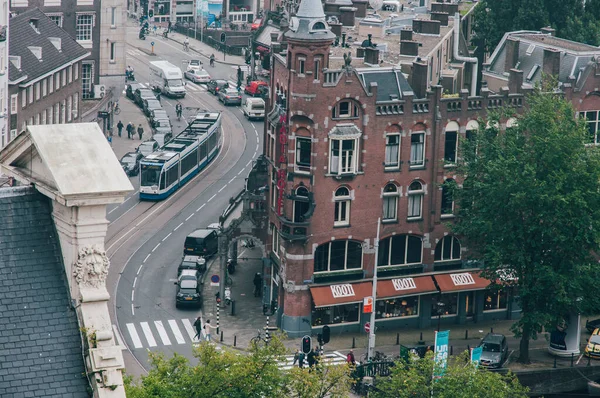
453,13,477,96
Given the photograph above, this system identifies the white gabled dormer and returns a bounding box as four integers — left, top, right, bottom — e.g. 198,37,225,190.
28,46,42,61
9,55,21,70
48,37,62,52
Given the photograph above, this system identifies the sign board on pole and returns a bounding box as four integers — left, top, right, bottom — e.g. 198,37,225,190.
433,330,450,380
470,346,482,367
364,322,370,333
210,274,220,287
363,296,373,313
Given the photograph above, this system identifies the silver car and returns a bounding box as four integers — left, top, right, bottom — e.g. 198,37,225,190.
478,333,509,368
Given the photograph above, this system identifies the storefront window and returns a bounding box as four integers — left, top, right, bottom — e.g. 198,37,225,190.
375,296,419,319
484,289,508,311
312,303,360,326
431,293,458,317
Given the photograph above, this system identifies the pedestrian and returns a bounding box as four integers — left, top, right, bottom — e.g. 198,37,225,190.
293,349,301,366
307,347,316,369
313,346,321,369
126,122,133,139
204,319,216,341
253,272,262,297
137,124,144,140
193,316,202,340
298,350,305,369
168,20,172,32
117,120,124,137
346,349,356,366
156,91,161,102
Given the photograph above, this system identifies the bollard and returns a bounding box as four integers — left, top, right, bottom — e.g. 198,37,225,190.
231,300,236,316
490,327,493,333
465,330,468,340
396,333,400,345
352,337,356,349
553,356,557,368
450,345,453,356
571,353,574,367
265,316,270,344
234,335,237,347
220,330,224,342
216,306,220,335
467,344,470,352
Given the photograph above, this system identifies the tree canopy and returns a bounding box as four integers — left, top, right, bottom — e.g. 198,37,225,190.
124,335,354,398
373,352,528,398
449,87,600,363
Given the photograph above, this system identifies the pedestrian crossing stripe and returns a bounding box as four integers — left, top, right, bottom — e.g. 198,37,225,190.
231,65,251,72
120,318,204,350
278,351,347,370
227,80,246,90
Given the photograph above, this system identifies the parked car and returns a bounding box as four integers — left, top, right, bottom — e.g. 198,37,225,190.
119,152,144,176
587,319,600,334
153,131,173,147
150,109,169,126
184,229,218,257
142,98,163,117
137,140,159,156
152,117,171,130
251,18,262,31
218,88,242,106
134,88,159,107
207,79,229,95
177,255,207,276
174,270,202,308
585,328,600,359
477,333,509,369
242,97,265,120
244,80,268,97
126,83,144,101
185,68,211,84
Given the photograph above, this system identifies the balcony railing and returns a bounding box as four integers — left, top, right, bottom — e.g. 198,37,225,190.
278,215,309,241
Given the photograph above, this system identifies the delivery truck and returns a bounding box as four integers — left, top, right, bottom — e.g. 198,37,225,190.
149,60,186,98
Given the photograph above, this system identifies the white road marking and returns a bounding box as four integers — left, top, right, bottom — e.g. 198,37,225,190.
197,204,206,212
182,318,201,343
140,322,157,347
576,354,584,365
154,321,172,346
237,168,245,175
185,213,194,221
108,206,119,215
251,122,256,128
174,222,184,231
228,177,235,184
162,232,172,241
126,323,143,349
218,186,226,193
208,194,216,202
143,254,151,263
246,160,252,167
152,243,160,252
131,290,135,301
133,277,137,288
137,264,144,275
108,202,140,226
112,324,127,349
169,320,186,344
132,303,135,316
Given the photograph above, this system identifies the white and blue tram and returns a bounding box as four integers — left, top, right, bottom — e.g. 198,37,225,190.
139,111,222,200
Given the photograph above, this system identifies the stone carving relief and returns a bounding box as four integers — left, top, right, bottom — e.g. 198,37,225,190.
73,245,110,288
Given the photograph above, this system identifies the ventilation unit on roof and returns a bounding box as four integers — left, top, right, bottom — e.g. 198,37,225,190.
526,64,540,81
526,44,535,55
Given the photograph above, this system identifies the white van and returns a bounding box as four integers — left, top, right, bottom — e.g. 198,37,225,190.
149,60,186,98
242,98,265,120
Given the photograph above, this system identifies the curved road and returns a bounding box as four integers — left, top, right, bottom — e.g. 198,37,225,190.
106,24,263,374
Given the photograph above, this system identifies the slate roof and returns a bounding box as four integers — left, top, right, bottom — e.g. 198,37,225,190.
0,186,89,398
486,31,600,85
8,8,88,86
358,68,414,101
285,0,336,41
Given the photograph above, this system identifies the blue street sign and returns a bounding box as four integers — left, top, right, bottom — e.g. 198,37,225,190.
151,41,155,46
210,274,220,283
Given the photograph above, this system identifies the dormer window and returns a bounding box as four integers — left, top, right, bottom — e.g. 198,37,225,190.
28,46,42,61
29,18,39,33
332,100,359,119
312,21,326,31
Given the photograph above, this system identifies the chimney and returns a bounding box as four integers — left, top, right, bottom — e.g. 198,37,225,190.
330,22,342,37
351,0,368,18
430,11,449,27
270,32,279,43
364,47,379,65
400,40,419,56
411,59,428,99
400,27,413,41
543,48,561,78
504,37,520,72
412,19,440,35
48,37,62,51
508,68,523,93
339,7,357,27
540,26,556,36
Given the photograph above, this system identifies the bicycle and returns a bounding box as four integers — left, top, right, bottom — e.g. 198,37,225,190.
249,329,268,348
113,101,121,115
183,42,189,52
362,351,387,363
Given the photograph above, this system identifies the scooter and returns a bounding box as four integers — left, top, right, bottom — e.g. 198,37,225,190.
126,70,135,81
227,258,237,275
224,286,232,306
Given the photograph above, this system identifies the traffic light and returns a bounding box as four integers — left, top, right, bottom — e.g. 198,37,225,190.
322,325,330,344
148,9,154,18
301,335,311,354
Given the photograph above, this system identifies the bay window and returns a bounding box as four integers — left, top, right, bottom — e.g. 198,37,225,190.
330,138,357,175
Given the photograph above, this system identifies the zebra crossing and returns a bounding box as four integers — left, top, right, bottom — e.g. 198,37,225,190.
278,351,348,370
117,318,203,350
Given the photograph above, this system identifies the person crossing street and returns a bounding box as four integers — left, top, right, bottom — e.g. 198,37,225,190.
137,124,144,140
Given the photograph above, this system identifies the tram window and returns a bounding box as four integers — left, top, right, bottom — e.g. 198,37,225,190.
209,134,217,151
160,172,166,189
200,142,208,160
181,152,196,175
166,165,179,187
141,165,161,186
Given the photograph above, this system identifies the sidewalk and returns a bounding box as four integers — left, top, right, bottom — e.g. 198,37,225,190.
109,93,153,159
168,29,246,66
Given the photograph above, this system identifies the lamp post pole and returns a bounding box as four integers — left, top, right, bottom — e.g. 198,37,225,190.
367,218,381,361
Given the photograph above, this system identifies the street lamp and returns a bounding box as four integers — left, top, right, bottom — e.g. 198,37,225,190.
436,300,445,332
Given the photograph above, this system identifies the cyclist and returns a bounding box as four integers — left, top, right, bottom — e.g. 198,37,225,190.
175,102,183,120
183,37,189,52
210,53,215,67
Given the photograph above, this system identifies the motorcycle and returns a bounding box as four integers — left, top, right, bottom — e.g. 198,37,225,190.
126,70,135,81
227,258,237,275
139,30,146,40
224,286,232,306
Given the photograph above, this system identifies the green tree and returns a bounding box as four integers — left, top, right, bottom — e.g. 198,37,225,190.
373,352,528,398
449,87,600,363
125,335,354,397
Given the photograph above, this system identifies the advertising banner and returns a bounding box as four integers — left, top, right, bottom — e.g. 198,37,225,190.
549,313,581,357
471,346,482,368
433,330,450,379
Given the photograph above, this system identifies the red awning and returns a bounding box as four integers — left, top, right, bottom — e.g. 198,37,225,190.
434,272,491,293
310,281,372,308
377,276,438,298
256,45,270,53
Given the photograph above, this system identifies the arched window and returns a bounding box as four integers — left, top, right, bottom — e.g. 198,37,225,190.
441,178,456,216
382,183,398,221
377,235,423,266
312,21,326,31
444,121,459,164
293,186,309,223
334,187,351,226
332,99,359,119
407,181,424,219
434,236,461,262
314,240,363,272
